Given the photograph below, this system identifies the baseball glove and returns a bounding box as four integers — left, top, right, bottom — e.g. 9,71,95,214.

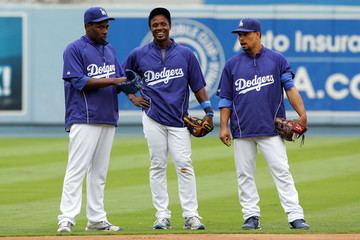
183,116,214,137
275,117,307,143
118,69,142,94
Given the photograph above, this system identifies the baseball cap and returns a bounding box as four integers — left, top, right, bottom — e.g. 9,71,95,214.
232,18,261,33
148,7,171,27
84,7,114,24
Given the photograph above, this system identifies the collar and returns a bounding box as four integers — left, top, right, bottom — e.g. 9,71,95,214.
244,45,265,58
82,35,109,46
151,38,176,50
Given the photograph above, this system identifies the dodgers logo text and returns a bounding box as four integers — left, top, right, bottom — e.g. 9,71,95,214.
235,74,275,94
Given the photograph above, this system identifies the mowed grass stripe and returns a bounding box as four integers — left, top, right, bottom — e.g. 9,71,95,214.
0,161,67,185
1,136,356,182
110,147,360,188
256,173,360,211
0,138,147,168
0,177,63,204
285,137,360,150
0,139,231,185
298,173,360,211
0,138,67,155
307,201,360,232
0,145,67,168
0,137,357,165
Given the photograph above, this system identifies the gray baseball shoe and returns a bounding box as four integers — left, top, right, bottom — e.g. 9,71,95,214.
289,219,310,229
57,221,73,233
242,216,261,230
153,217,171,229
85,220,123,231
184,216,205,230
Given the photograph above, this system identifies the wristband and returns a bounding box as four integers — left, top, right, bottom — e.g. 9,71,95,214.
205,111,214,117
200,100,211,109
200,100,214,116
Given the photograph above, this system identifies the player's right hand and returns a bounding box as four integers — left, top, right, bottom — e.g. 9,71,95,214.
219,127,231,147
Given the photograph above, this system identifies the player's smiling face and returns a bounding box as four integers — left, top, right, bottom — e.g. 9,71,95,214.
86,20,109,45
238,31,261,55
150,15,171,46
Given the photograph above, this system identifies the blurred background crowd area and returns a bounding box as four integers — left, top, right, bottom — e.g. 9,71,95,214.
1,0,358,5
0,0,202,4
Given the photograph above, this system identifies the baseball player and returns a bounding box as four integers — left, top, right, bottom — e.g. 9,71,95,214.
57,6,126,233
217,18,310,230
123,7,214,230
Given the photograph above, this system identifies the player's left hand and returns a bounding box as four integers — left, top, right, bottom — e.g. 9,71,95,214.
183,115,214,137
275,117,307,142
128,94,150,108
297,114,307,128
203,115,213,128
118,69,143,94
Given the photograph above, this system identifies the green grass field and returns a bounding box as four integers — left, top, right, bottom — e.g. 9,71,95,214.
0,136,359,236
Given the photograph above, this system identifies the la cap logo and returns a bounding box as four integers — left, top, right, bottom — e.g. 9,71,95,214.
239,19,244,27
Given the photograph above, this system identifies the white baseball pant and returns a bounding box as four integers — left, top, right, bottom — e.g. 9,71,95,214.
142,113,200,219
57,124,115,225
234,136,305,222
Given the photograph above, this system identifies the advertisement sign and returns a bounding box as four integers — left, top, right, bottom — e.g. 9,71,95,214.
109,9,360,119
0,15,24,113
259,19,360,113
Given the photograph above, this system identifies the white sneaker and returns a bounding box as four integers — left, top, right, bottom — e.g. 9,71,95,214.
85,220,123,231
153,217,171,229
184,216,205,230
57,221,72,233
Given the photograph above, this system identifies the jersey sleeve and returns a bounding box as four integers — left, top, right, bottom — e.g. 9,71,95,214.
115,57,125,78
70,75,89,90
123,49,139,73
187,52,206,93
279,55,295,90
62,44,84,81
217,62,233,101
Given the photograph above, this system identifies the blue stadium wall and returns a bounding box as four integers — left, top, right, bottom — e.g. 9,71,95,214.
0,3,360,125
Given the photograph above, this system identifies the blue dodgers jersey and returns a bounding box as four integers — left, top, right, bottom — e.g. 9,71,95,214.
62,35,124,129
123,40,206,127
217,47,291,138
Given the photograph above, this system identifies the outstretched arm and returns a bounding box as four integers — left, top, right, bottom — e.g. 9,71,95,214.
83,77,127,90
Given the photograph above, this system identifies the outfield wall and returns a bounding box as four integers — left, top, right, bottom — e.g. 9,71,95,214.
1,4,360,125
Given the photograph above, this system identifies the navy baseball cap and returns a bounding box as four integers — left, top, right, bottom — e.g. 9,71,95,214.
84,7,114,24
232,18,261,33
148,7,171,27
